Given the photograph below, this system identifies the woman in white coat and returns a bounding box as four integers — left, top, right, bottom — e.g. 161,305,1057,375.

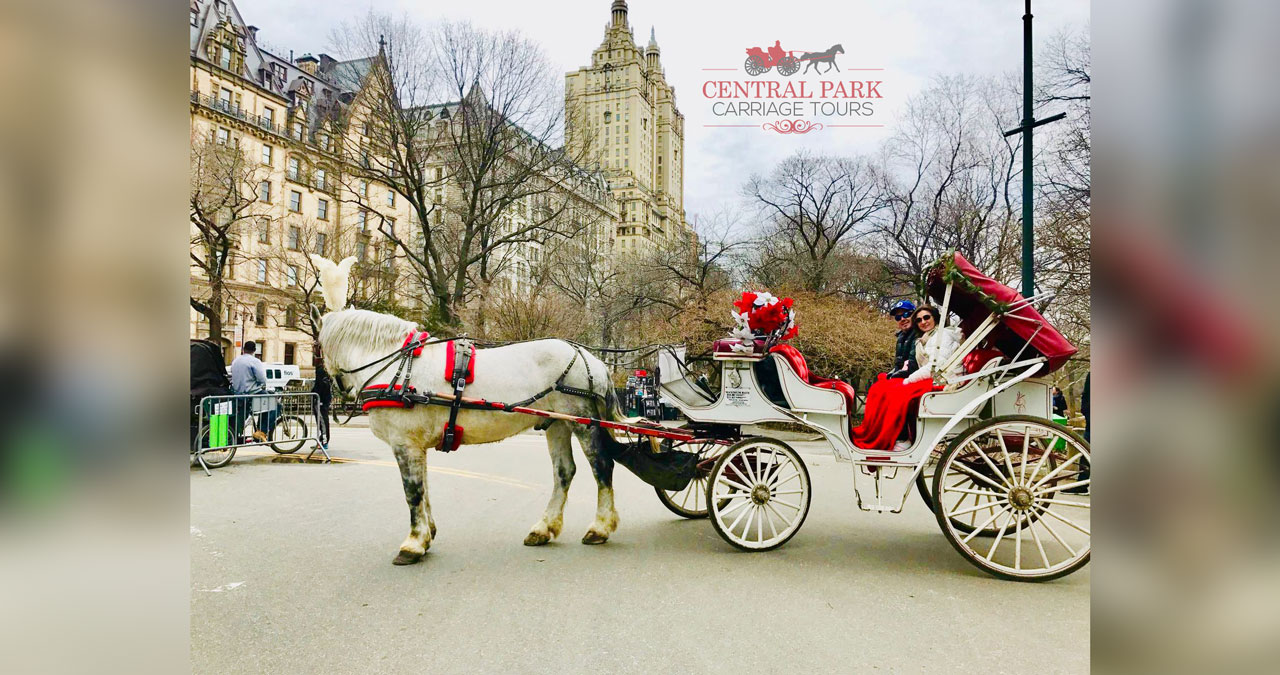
904,305,965,386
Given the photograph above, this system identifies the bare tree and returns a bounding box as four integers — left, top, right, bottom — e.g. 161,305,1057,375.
745,151,887,293
645,208,747,320
190,132,271,342
330,14,602,329
874,75,1024,295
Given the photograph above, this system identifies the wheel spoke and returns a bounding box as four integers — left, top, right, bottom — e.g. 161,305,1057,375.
1028,514,1052,569
961,507,1010,544
1036,512,1078,557
1032,451,1083,490
1014,510,1023,570
1038,497,1091,509
984,512,1013,561
943,486,1003,497
1019,427,1031,483
770,469,801,490
756,503,764,543
948,498,1008,519
997,433,1016,482
971,441,1011,487
763,503,779,539
1038,478,1089,495
717,496,753,519
726,462,752,488
742,451,759,484
765,502,792,529
771,497,801,510
948,461,1008,493
717,476,754,493
1040,507,1091,536
771,489,806,496
741,505,756,539
726,498,753,534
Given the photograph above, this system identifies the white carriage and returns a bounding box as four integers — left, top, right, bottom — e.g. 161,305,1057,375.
655,253,1090,582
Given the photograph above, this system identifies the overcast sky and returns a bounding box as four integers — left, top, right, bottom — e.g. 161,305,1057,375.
240,0,1088,219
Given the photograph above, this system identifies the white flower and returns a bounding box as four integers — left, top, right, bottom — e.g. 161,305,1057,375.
753,291,777,307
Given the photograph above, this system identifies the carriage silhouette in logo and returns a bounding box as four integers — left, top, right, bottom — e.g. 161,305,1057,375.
744,41,844,77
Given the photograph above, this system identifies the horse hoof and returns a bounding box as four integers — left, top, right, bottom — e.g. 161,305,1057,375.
392,550,424,565
524,531,551,546
581,530,609,545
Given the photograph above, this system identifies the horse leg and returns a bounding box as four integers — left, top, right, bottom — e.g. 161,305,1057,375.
829,60,840,73
390,442,432,565
575,426,618,544
525,422,576,546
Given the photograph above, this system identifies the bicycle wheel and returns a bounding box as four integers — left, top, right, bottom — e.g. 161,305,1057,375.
270,415,309,454
195,425,236,469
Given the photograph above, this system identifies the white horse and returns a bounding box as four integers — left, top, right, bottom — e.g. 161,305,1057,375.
310,256,625,565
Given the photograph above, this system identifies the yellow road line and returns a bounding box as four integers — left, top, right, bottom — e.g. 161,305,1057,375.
234,450,537,490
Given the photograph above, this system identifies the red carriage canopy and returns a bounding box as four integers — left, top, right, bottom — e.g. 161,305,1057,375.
924,252,1077,373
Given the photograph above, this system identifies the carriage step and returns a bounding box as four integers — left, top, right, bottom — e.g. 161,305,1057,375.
850,462,915,513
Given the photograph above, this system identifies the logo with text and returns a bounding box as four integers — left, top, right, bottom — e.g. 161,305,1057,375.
702,39,884,134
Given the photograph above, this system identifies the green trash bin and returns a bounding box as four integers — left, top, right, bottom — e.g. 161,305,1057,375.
1052,414,1068,450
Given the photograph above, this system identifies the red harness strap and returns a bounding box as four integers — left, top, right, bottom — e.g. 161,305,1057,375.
360,383,418,411
444,340,475,383
402,331,431,356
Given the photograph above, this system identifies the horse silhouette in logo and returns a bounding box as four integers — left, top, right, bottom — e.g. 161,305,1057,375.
800,43,844,75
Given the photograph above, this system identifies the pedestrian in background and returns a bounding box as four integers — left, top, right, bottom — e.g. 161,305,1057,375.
312,346,332,450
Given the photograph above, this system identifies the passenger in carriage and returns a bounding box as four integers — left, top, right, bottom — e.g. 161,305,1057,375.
886,300,918,379
852,305,964,451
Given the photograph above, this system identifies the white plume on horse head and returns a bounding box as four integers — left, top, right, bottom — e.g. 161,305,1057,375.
309,255,356,312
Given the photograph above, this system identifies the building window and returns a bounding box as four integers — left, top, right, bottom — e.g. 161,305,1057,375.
434,167,443,181
215,127,230,145
291,122,303,141
317,132,331,152
314,168,327,190
262,107,274,126
386,218,396,236
386,190,395,207
287,157,300,181
284,342,296,364
355,239,367,262
219,46,232,70
261,144,272,165
357,210,367,231
315,232,327,255
317,198,328,220
218,87,232,110
256,260,267,284
285,308,297,330
257,218,269,243
358,180,368,197
255,300,267,326
287,225,300,250
258,181,270,202
288,190,301,213
286,264,298,286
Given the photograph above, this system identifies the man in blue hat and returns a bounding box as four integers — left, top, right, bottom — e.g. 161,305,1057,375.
887,300,918,379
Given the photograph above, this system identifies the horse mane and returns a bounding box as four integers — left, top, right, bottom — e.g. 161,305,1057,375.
320,309,416,354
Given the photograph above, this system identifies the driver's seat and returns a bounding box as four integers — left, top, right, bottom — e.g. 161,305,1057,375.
768,344,858,418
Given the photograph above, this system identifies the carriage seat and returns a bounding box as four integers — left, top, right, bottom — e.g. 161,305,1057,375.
712,338,768,360
768,344,858,417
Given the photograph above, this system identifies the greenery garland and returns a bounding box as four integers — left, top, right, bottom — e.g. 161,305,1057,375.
924,251,1014,316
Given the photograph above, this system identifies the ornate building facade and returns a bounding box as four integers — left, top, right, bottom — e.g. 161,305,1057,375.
565,0,691,254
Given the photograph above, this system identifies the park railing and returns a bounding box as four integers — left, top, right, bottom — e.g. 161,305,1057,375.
191,392,329,475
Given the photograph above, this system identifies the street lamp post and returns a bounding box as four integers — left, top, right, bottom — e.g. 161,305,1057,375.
1003,0,1065,298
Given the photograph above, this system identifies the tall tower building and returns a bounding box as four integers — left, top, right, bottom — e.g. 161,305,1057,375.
565,0,689,254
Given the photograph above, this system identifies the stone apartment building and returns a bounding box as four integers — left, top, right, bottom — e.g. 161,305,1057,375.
189,0,623,373
565,0,692,255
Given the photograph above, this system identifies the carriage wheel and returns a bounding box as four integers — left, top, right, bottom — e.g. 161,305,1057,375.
270,415,309,454
707,437,811,551
655,441,721,519
744,55,770,76
776,56,800,76
932,415,1090,581
918,442,1056,536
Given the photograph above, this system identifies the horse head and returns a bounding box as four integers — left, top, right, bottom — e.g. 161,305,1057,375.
308,254,357,314
833,44,844,54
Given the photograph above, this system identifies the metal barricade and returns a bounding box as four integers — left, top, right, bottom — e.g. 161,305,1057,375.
192,392,329,475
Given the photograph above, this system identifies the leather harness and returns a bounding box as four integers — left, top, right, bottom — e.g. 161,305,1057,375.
354,332,601,453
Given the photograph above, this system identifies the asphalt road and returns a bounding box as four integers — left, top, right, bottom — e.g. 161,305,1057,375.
191,425,1089,674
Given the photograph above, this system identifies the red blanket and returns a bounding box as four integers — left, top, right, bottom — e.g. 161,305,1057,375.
851,374,942,450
